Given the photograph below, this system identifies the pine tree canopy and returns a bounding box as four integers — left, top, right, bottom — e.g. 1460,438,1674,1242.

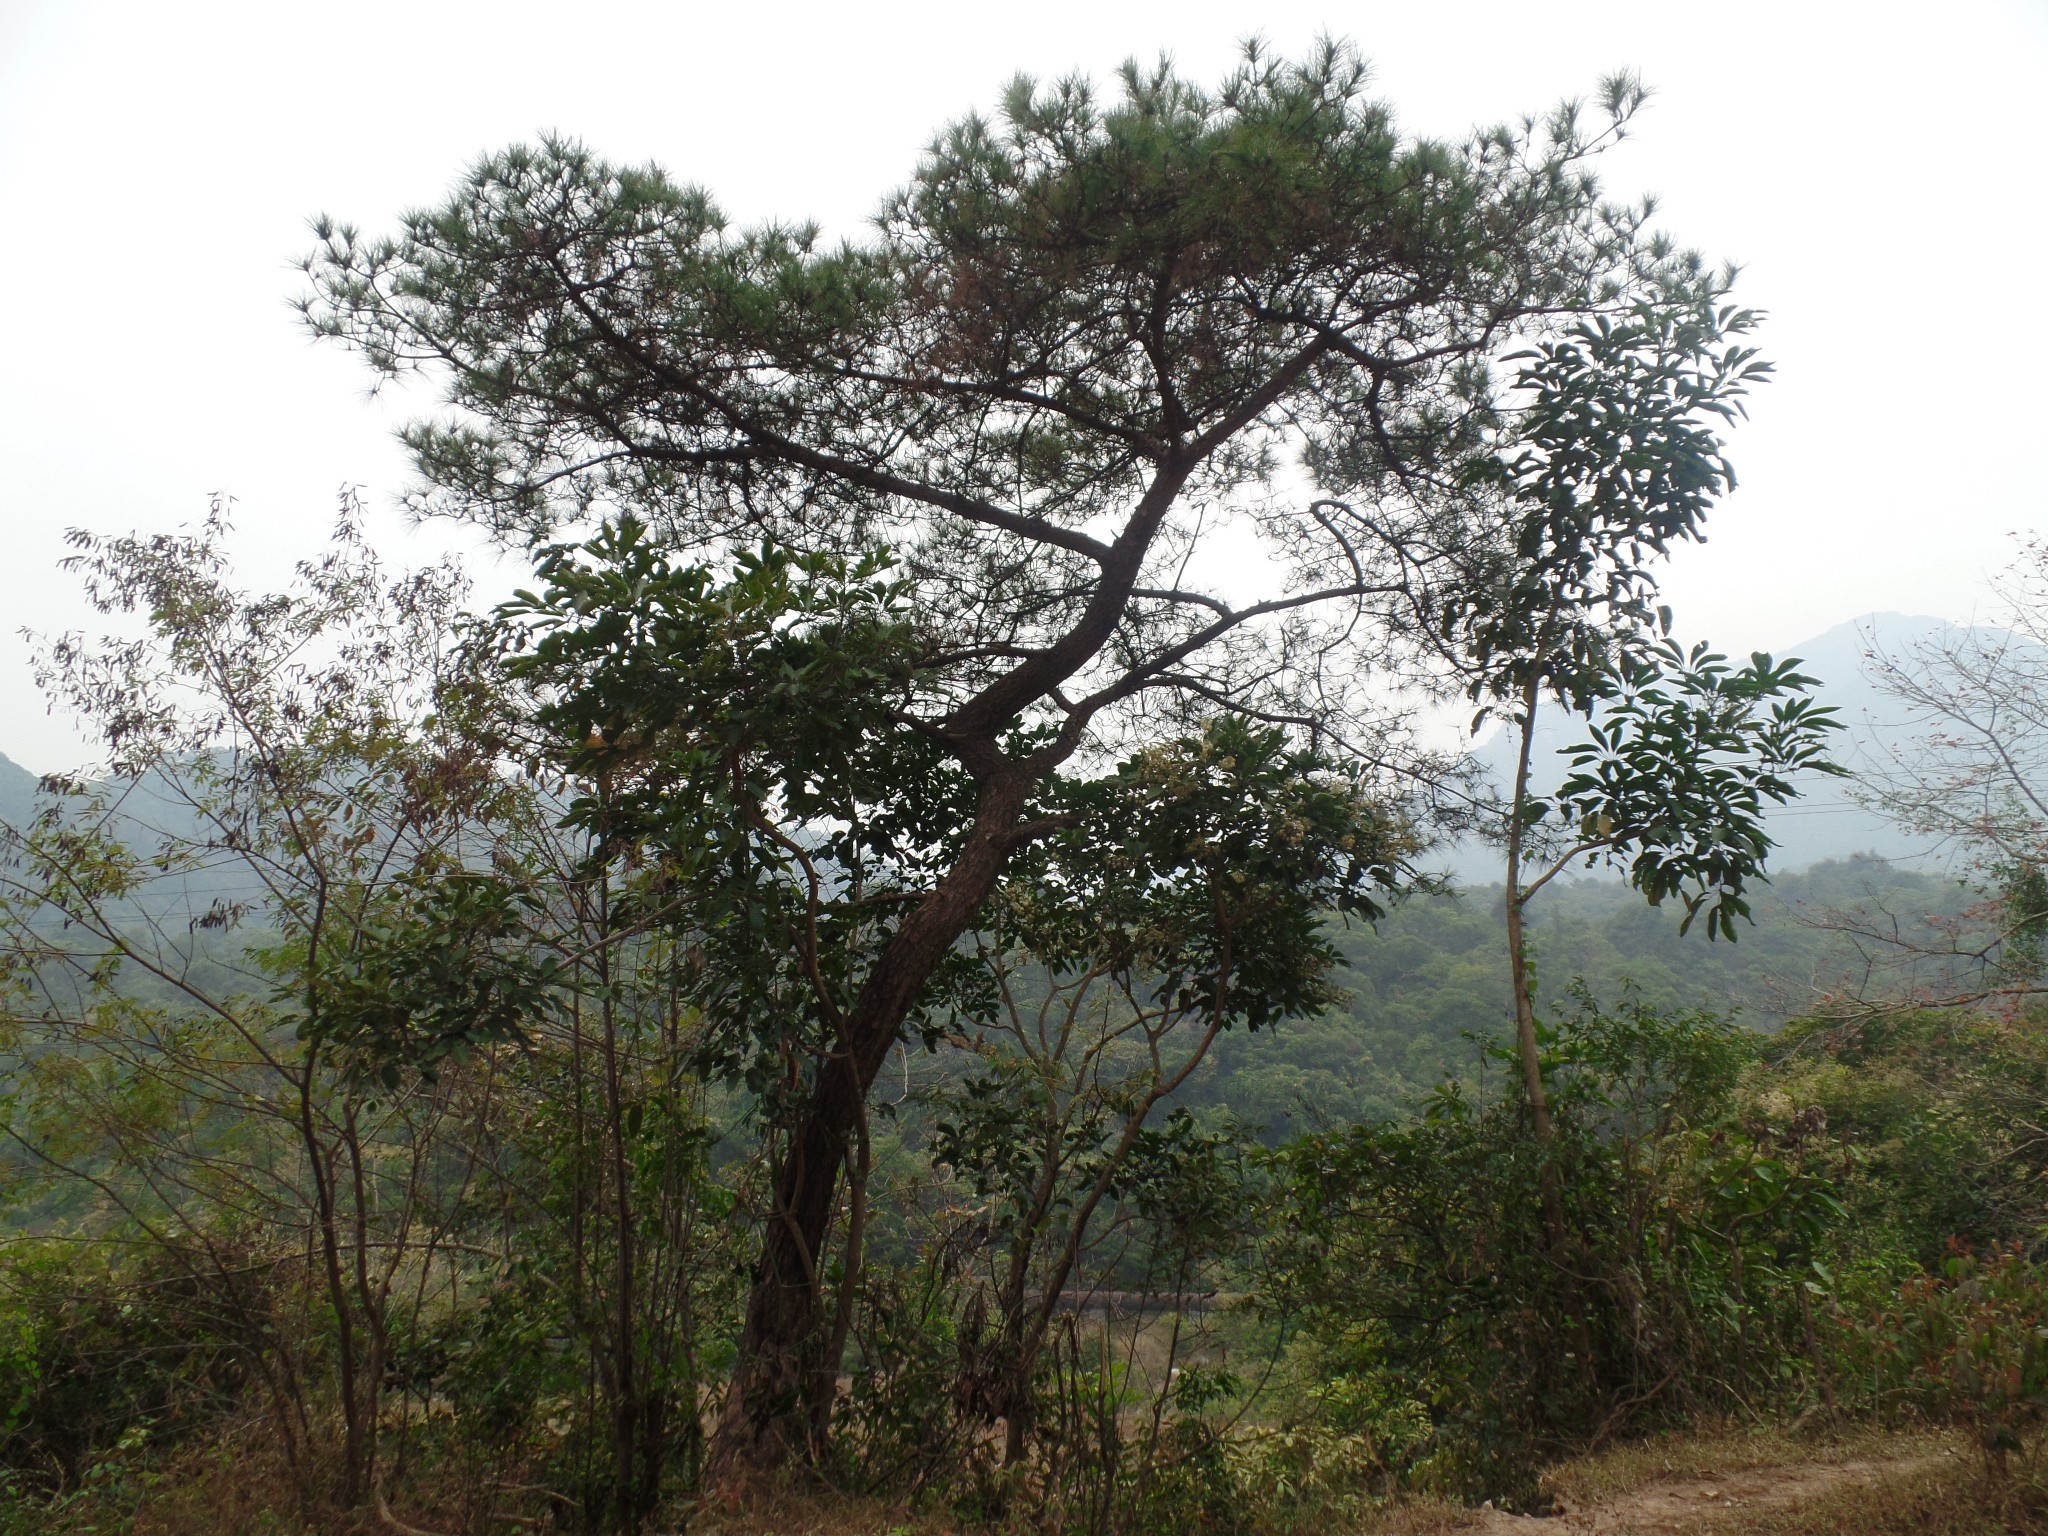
302,41,1732,773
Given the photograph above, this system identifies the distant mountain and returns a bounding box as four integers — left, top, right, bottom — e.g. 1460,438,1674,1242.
0,751,37,829
0,613,2000,887
0,752,273,928
1770,614,1944,869
1432,614,1980,882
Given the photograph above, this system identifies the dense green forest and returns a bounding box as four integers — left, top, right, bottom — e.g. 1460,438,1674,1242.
5,41,2047,1536
1187,860,1980,1131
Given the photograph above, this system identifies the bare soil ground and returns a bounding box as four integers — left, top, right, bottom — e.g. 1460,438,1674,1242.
1465,1451,1951,1533
1368,1429,2048,1536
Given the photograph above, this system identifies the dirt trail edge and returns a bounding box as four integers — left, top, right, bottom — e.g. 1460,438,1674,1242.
1467,1451,1952,1534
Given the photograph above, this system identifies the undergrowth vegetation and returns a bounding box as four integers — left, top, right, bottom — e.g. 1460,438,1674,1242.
7,975,2047,1532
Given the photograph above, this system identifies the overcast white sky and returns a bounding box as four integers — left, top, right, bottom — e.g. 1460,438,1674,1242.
2,0,2043,773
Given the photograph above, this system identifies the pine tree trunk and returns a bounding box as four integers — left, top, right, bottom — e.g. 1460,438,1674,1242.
708,773,1031,1479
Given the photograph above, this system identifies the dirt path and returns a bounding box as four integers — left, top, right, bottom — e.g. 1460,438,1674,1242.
1465,1451,1951,1534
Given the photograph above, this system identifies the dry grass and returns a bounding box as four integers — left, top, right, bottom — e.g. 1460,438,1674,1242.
1541,1420,1941,1505
17,1420,2043,1536
1693,1455,2036,1535
685,1487,965,1536
1348,1498,1503,1535
1304,1425,2045,1536
1531,1424,2043,1536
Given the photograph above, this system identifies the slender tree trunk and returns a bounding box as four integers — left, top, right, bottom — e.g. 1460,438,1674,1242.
292,886,374,1509
296,1049,368,1507
1798,1280,1836,1420
597,906,646,1532
709,772,1032,1478
342,1104,389,1501
1000,1134,1068,1466
809,1110,869,1458
1505,669,1567,1254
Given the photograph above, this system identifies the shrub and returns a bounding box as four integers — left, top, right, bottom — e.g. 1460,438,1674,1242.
1853,1245,2048,1480
1274,996,1845,1505
0,1241,268,1501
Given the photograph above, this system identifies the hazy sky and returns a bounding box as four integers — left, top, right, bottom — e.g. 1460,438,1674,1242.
2,0,2042,773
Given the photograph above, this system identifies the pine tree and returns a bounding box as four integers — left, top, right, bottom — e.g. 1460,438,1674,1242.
304,41,1745,1473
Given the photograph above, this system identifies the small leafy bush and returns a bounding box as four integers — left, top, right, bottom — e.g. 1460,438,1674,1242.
0,1241,261,1501
1275,995,1845,1504
1854,1244,2048,1478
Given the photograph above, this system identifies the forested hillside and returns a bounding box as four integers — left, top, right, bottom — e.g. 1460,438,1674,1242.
0,726,1963,1142
1178,858,1972,1131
